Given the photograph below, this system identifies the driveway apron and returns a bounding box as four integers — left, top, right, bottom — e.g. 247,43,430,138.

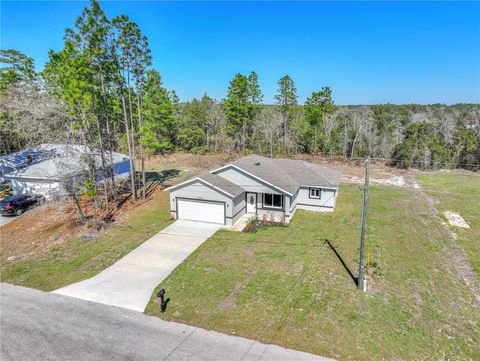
53,220,221,312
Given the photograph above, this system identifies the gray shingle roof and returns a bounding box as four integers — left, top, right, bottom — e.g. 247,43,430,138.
198,172,244,197
229,155,340,194
5,145,129,180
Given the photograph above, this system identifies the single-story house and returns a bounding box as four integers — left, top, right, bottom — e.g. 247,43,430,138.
165,155,341,225
4,144,130,199
0,144,60,182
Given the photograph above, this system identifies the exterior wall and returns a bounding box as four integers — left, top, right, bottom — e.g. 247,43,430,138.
97,160,131,182
232,193,246,225
214,167,283,195
113,160,131,178
0,165,14,182
168,180,234,225
256,193,289,223
11,178,64,199
290,187,338,219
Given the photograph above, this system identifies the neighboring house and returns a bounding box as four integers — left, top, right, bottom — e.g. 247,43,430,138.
3,144,130,199
166,155,341,225
0,144,60,182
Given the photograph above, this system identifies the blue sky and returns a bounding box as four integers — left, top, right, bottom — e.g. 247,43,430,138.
2,1,479,104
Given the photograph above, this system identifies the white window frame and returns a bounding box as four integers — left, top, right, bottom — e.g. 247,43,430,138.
263,193,283,209
309,188,321,199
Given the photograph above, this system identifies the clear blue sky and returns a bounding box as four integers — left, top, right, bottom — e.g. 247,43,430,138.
2,1,479,104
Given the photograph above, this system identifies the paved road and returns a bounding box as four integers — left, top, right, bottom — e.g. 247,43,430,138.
0,215,16,227
54,220,222,312
1,284,332,361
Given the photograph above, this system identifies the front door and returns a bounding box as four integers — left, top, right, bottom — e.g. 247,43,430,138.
246,193,257,214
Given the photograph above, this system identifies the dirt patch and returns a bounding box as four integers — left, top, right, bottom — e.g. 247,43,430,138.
145,152,234,170
443,211,470,228
218,296,237,312
417,190,480,308
0,189,164,263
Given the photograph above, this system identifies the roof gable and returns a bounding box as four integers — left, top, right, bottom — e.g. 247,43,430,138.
213,155,340,194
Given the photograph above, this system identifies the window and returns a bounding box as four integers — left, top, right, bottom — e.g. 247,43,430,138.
264,193,282,209
309,188,321,199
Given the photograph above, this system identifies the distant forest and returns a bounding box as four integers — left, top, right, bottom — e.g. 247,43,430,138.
1,0,479,181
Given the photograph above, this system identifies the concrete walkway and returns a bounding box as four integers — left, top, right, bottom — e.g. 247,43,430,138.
54,220,221,312
2,284,333,361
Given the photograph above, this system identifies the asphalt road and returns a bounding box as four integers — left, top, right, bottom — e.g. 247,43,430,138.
1,284,332,361
0,215,16,227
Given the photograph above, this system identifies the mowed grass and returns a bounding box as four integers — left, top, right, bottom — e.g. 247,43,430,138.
0,190,173,291
146,184,480,360
416,172,480,277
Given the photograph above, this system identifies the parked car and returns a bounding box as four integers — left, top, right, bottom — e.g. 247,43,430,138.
0,194,43,216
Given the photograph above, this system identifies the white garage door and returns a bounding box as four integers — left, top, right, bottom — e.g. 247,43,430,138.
177,199,225,224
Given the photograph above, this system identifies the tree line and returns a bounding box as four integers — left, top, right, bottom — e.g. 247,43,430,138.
1,0,479,185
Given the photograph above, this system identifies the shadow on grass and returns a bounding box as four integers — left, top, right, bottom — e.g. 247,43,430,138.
326,239,358,286
103,169,180,221
143,169,180,197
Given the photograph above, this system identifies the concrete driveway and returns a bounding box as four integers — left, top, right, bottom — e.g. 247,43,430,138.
54,220,221,312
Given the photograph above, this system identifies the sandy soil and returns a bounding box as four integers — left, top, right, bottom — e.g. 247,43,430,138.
443,211,470,228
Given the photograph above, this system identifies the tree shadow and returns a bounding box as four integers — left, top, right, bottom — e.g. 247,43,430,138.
326,239,358,286
143,168,180,197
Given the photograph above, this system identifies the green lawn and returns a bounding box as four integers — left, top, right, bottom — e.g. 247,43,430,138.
1,191,173,291
416,172,480,278
146,183,480,360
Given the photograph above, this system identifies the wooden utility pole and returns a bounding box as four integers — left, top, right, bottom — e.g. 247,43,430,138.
358,157,370,291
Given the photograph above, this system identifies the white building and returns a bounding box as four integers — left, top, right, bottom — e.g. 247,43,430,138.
2,144,130,199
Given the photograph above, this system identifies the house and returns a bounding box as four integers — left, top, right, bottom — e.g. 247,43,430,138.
3,144,130,199
0,144,60,182
166,155,341,225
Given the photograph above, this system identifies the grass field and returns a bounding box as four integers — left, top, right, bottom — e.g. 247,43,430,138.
416,173,480,278
145,182,480,360
0,190,173,291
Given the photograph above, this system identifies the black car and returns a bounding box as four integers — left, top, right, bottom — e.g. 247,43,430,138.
0,194,43,216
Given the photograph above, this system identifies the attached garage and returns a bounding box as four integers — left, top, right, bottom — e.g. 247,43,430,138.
166,174,245,227
177,198,225,225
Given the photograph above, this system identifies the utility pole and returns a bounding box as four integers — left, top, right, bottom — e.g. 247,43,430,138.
358,157,370,291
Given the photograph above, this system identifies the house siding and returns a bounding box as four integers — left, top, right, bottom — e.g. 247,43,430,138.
11,178,64,199
232,193,246,224
290,187,338,219
214,167,282,195
169,180,235,225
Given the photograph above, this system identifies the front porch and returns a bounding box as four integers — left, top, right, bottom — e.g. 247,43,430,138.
244,191,290,224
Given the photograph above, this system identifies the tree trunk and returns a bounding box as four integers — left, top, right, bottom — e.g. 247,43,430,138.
127,68,137,199
91,87,110,214
99,73,116,194
351,127,361,160
121,93,137,200
136,94,146,199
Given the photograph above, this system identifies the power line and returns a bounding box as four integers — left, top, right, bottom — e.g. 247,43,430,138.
161,182,480,198
161,236,297,361
363,157,480,168
240,240,328,361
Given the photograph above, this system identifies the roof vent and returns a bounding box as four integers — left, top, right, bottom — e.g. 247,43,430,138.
254,162,261,166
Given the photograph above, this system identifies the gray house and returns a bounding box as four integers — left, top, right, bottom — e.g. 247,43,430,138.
166,155,341,225
3,144,130,199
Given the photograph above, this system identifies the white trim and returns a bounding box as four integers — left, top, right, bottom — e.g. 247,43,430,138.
263,193,283,209
164,177,235,198
309,187,321,199
210,164,293,196
301,185,339,190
